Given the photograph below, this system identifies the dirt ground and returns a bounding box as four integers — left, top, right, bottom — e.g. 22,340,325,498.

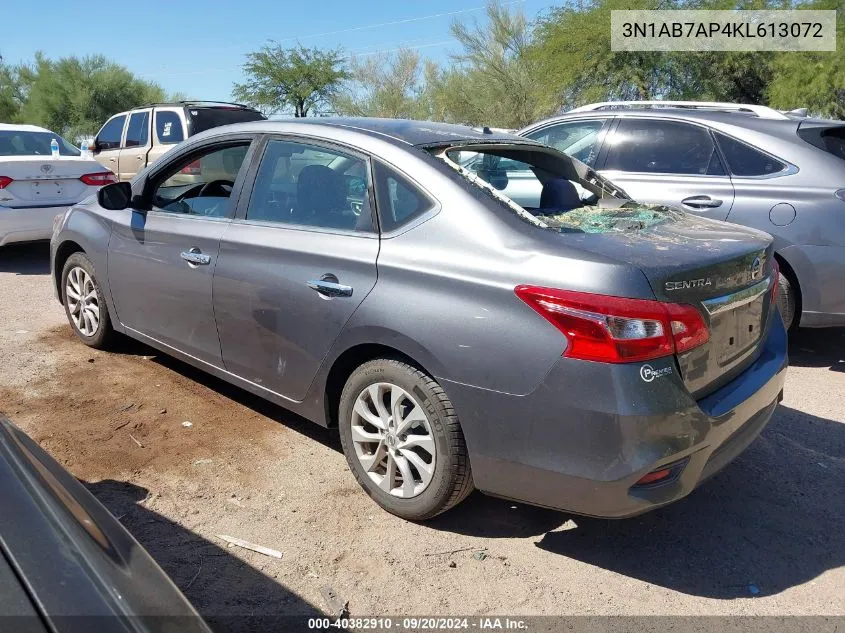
1,243,843,626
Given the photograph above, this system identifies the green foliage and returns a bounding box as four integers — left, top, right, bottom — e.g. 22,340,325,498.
12,53,164,139
0,61,23,123
767,0,845,118
429,2,548,128
233,44,349,117
333,49,428,119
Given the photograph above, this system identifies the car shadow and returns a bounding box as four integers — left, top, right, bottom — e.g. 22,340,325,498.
101,329,843,597
86,479,322,632
0,242,51,275
531,405,843,598
108,335,341,454
788,326,845,372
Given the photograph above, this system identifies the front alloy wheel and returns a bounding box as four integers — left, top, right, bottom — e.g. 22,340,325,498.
61,251,114,349
65,266,100,337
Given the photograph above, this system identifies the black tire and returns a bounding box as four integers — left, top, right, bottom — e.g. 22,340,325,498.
61,252,115,349
338,358,473,520
777,272,798,331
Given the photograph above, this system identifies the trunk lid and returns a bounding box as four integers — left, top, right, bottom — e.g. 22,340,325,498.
548,201,775,397
0,156,105,207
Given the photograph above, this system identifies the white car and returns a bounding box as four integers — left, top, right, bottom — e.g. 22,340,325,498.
0,124,116,246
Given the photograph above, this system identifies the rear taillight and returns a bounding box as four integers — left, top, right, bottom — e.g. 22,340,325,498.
80,172,117,186
514,286,709,363
180,160,201,175
770,257,780,304
0,176,12,189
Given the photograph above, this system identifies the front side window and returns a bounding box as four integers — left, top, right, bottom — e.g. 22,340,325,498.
155,111,185,144
715,132,787,176
0,131,80,157
525,119,606,166
605,119,725,176
151,142,250,218
124,111,150,148
245,139,374,232
373,162,435,231
97,115,126,150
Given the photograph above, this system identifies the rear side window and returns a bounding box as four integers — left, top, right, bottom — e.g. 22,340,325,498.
187,107,265,136
155,111,184,144
373,162,435,231
798,125,845,161
97,115,125,150
124,111,149,148
246,139,375,233
525,119,606,166
715,133,787,176
605,119,725,176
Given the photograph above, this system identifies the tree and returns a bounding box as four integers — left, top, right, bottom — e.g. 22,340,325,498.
767,0,845,118
0,60,23,122
428,2,548,128
15,53,164,139
333,49,427,118
233,44,348,117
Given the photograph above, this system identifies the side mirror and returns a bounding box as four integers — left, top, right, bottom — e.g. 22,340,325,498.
90,139,101,154
97,182,132,210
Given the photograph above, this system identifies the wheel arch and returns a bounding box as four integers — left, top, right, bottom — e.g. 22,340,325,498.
322,342,440,429
53,240,86,304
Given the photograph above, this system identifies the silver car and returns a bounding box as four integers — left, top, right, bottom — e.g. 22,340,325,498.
519,100,845,330
51,119,787,520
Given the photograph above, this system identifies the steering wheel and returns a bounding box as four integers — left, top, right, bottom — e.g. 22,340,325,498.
197,180,234,198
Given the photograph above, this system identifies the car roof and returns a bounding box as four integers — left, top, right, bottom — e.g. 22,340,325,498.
220,117,533,148
0,123,52,133
524,107,803,130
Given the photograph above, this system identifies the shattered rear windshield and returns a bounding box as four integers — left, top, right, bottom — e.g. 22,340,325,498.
433,144,678,234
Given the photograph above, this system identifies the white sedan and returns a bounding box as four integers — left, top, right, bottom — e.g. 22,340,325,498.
0,124,116,246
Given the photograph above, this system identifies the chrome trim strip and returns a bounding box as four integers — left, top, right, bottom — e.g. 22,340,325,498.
702,278,771,316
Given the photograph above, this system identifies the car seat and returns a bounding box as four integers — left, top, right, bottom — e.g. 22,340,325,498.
539,178,583,214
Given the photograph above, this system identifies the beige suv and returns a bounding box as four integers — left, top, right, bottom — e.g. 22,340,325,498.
91,101,265,181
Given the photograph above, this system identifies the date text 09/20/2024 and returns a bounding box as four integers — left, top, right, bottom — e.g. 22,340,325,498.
307,617,528,630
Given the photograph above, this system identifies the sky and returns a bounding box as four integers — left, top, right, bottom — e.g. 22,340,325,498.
1,0,553,103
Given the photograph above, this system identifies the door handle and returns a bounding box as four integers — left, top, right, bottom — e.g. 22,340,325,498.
682,195,723,209
180,248,211,266
306,279,353,298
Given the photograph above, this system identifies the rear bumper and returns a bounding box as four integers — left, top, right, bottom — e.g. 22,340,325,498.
442,314,788,518
0,205,68,246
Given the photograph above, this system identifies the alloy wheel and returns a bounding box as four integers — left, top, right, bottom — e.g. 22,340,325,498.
350,382,436,498
66,266,100,337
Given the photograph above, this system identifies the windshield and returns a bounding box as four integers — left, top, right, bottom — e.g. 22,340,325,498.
0,130,81,157
187,107,266,135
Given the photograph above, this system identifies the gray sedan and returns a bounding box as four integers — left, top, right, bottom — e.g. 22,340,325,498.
51,119,787,520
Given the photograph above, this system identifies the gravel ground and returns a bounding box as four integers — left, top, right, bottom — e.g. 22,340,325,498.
1,242,843,625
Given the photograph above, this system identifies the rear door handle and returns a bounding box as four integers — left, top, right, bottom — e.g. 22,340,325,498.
682,195,723,209
306,279,353,298
180,248,211,266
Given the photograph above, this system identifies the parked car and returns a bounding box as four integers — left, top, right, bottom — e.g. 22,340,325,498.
0,414,211,631
0,124,116,246
91,101,265,182
519,100,845,330
51,119,787,521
